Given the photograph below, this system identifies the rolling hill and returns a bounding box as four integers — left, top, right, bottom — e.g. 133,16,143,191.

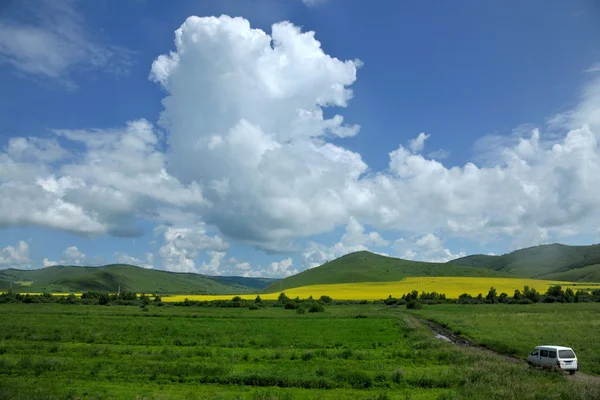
0,265,278,294
447,243,600,281
264,251,516,292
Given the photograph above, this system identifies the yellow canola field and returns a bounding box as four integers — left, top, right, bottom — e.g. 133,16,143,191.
162,277,600,302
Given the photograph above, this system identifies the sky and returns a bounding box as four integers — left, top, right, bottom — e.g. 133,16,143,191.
1,0,600,277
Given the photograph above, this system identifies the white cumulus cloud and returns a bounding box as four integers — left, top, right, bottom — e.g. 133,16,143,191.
156,224,229,273
0,241,31,269
303,217,390,269
394,234,466,263
150,15,363,251
60,246,86,265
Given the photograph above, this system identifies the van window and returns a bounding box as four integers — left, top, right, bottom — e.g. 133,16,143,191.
540,350,548,357
530,349,539,356
548,351,557,358
559,350,575,359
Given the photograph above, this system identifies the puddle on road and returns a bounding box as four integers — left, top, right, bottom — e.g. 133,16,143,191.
435,333,452,343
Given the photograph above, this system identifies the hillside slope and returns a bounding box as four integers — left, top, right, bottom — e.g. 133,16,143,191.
448,243,600,280
264,251,515,292
0,265,276,294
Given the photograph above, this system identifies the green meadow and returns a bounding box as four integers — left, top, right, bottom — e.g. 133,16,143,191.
1,303,599,399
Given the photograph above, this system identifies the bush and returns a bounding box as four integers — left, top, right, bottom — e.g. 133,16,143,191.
308,302,325,313
248,304,259,310
296,307,306,314
406,300,423,309
319,295,333,304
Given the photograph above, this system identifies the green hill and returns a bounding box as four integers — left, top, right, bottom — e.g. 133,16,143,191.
0,265,277,294
447,243,600,281
264,251,516,292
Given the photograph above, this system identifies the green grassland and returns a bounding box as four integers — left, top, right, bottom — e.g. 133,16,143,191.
449,243,600,281
407,302,600,375
537,263,600,282
1,303,599,399
0,265,277,294
265,251,516,292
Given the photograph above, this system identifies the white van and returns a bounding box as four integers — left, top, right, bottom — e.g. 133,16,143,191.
527,345,578,374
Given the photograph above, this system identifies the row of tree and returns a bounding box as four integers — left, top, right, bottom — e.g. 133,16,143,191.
381,285,600,306
2,285,599,307
0,290,162,305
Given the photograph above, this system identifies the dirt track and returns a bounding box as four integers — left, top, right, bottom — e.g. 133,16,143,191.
416,316,600,384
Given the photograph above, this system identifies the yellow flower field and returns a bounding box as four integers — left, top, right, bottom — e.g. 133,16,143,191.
161,277,600,302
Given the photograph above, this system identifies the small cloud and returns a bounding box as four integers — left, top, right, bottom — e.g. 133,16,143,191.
409,132,430,153
42,258,58,267
302,0,328,6
584,63,600,73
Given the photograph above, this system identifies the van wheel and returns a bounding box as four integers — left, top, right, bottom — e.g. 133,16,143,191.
569,371,575,376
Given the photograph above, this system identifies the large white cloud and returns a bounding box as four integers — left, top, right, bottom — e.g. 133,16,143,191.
0,119,206,237
150,15,364,250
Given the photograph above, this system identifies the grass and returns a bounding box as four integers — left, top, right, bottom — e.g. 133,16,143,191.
0,265,277,294
539,263,600,282
162,277,600,302
265,251,517,292
0,303,599,399
449,242,600,280
407,302,600,375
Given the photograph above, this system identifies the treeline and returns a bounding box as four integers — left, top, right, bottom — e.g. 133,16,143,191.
382,286,600,307
174,293,328,313
0,291,164,306
3,285,600,308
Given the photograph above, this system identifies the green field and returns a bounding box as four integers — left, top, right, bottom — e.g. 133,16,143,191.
407,303,600,375
1,303,599,399
0,265,277,294
266,251,515,292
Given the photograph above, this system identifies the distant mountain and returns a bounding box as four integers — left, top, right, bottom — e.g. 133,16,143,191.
447,243,600,281
0,264,278,294
264,251,515,292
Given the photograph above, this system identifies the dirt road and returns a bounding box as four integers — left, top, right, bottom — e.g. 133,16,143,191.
416,316,600,384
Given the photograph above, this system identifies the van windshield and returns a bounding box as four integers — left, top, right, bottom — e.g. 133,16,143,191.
559,350,575,359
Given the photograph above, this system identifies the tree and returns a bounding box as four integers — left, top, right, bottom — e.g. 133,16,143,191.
513,289,522,300
319,295,333,304
486,287,498,303
564,288,575,303
254,295,262,303
278,292,289,302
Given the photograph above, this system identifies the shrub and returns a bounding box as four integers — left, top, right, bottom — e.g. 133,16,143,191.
406,300,423,309
296,307,306,314
248,304,259,310
308,302,325,313
319,295,333,304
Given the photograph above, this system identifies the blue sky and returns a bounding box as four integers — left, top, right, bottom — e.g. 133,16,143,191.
1,0,600,276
